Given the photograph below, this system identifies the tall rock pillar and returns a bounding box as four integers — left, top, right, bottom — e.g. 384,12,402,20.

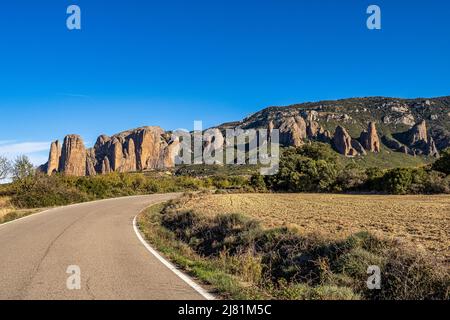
59,134,87,176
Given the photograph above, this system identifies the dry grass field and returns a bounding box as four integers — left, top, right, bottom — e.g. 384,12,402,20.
0,196,41,223
0,196,12,218
181,193,450,263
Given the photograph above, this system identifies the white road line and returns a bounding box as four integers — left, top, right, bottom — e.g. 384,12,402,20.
132,215,216,301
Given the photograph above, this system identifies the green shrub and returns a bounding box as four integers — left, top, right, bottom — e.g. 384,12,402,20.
374,246,450,300
265,144,449,195
334,248,386,292
274,282,360,300
250,173,267,191
268,151,340,193
340,231,389,254
218,250,263,284
294,143,339,163
334,164,368,191
382,168,414,194
419,171,450,194
376,167,449,195
364,167,386,191
162,210,262,257
11,174,90,208
9,172,219,208
255,228,324,283
309,285,361,300
432,148,450,175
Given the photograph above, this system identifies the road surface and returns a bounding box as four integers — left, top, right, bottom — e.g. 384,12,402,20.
0,194,207,300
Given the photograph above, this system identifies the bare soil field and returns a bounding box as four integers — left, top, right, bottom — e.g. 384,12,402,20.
180,193,450,262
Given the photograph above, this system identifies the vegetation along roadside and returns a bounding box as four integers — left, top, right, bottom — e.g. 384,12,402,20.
137,194,449,300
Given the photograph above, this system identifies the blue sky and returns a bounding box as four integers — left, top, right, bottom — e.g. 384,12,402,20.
0,0,449,165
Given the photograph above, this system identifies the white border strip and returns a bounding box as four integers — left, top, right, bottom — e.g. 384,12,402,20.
133,215,216,301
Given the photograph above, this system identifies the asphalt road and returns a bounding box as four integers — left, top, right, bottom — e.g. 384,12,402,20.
0,194,207,300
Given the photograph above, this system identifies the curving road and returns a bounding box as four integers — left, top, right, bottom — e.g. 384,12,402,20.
0,194,207,300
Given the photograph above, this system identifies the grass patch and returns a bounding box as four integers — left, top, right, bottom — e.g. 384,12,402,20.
340,149,431,169
0,210,39,224
0,196,42,225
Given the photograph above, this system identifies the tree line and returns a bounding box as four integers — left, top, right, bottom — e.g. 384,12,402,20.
251,143,450,195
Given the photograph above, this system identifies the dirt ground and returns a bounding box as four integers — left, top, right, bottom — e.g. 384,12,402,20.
180,193,450,262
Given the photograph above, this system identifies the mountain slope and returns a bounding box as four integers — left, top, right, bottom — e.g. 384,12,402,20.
219,96,450,157
41,96,450,176
221,96,450,146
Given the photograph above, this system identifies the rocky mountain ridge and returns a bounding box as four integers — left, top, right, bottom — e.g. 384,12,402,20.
40,96,450,176
42,126,181,176
220,96,449,156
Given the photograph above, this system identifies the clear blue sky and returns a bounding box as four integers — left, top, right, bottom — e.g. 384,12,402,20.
0,0,449,164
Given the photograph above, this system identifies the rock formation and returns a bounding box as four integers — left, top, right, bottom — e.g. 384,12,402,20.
306,120,320,138
333,126,359,157
407,120,428,145
59,135,87,176
203,128,225,164
402,121,440,157
360,122,381,152
162,137,182,168
101,157,111,174
382,136,415,156
43,127,181,177
121,138,137,172
89,126,171,174
46,140,61,175
41,97,449,175
308,121,331,143
277,115,333,147
331,120,437,157
134,127,165,170
86,149,97,176
279,116,307,147
352,140,367,156
426,137,440,158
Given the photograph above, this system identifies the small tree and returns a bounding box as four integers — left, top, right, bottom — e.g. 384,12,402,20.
0,156,12,181
12,155,35,181
250,173,267,191
383,168,413,195
432,148,450,175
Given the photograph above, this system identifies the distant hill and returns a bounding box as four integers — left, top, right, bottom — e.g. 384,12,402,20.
40,96,450,176
218,96,450,158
